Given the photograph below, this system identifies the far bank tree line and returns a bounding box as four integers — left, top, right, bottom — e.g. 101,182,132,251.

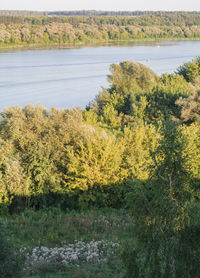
1,13,200,46
1,10,200,17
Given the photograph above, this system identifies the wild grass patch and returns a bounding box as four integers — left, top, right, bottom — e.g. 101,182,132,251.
1,208,133,277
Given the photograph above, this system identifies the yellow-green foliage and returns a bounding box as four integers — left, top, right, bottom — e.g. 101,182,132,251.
177,57,200,83
0,138,30,207
123,120,200,278
176,90,200,124
122,123,160,180
61,130,125,191
182,124,200,199
1,13,200,48
92,61,159,122
0,102,161,210
108,61,158,95
0,59,200,212
145,73,194,121
0,105,83,208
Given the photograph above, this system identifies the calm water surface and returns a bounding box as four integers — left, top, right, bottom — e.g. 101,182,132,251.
0,41,200,110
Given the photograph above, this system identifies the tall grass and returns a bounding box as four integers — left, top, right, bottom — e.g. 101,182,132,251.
1,208,134,277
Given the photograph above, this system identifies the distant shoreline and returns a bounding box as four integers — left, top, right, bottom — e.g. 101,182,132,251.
1,13,200,51
1,37,200,52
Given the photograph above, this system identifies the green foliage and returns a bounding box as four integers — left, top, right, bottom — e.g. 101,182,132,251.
146,73,193,120
122,123,160,180
2,208,133,277
0,58,200,277
123,120,199,277
92,61,195,125
131,96,148,123
1,12,200,48
92,61,158,122
108,61,158,95
181,124,200,201
0,220,24,277
0,59,200,213
177,57,200,83
94,88,131,119
176,90,200,124
0,105,132,210
60,130,125,191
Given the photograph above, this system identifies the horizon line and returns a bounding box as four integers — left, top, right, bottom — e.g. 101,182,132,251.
0,9,200,12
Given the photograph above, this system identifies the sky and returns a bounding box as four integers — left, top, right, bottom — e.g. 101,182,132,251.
0,0,200,11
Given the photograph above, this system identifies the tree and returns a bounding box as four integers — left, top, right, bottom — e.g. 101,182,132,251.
123,120,199,278
176,57,200,83
107,61,158,95
92,61,158,121
176,90,200,125
145,73,193,121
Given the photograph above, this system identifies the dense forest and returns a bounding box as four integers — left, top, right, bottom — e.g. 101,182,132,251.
0,57,200,276
0,12,200,47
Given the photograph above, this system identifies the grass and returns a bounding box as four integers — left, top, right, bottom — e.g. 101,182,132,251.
1,208,134,277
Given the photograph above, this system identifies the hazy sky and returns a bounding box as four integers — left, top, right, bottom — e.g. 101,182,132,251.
0,0,200,11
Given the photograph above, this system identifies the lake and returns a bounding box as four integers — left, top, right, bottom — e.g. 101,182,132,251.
0,40,200,111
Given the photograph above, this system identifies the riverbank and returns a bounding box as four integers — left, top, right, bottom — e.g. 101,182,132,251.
1,12,200,52
0,37,200,52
